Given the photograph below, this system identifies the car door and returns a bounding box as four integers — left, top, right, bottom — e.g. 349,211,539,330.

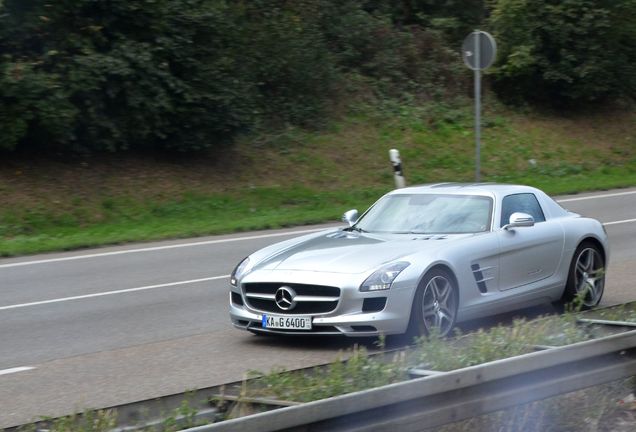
497,193,565,291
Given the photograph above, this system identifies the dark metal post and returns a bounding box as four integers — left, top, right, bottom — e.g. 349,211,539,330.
474,31,481,183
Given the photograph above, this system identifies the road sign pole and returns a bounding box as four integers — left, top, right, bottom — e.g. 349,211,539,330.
474,31,481,183
462,30,495,184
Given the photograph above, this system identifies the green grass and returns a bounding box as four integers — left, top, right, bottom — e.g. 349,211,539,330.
0,187,384,256
1,101,635,256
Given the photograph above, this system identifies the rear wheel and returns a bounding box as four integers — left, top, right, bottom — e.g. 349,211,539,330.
409,268,458,337
562,242,605,309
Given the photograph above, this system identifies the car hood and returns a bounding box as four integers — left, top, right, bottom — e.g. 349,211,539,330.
254,230,469,274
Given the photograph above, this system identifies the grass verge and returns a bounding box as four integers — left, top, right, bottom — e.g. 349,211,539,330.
240,312,598,404
1,102,634,256
0,187,382,256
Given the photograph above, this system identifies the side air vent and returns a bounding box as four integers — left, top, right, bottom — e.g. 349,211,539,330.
471,263,495,294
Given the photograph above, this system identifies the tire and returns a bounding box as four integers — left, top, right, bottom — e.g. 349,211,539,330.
561,241,605,309
408,268,459,338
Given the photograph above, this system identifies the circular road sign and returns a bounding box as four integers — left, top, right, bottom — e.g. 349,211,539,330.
462,31,497,71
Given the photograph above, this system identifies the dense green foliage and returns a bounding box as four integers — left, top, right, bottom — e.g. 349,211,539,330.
0,0,336,152
361,0,484,42
1,0,635,154
0,0,469,154
489,0,636,104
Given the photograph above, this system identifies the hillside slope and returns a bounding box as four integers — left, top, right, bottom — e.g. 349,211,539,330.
1,105,634,256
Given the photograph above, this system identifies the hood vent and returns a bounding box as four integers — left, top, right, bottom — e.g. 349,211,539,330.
412,235,448,241
326,232,359,239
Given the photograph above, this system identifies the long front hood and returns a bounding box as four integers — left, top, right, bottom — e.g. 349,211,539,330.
253,231,466,274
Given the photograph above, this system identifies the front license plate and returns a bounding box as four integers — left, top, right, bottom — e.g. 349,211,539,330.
262,314,312,330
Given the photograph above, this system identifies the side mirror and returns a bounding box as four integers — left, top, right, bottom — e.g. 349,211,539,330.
503,212,535,230
342,209,359,227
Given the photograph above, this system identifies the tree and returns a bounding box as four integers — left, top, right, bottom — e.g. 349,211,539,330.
489,0,636,105
0,0,466,154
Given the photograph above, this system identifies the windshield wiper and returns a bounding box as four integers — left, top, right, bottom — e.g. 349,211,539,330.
391,231,430,235
344,226,368,233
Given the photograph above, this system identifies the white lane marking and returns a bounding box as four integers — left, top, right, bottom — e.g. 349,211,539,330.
0,275,229,311
0,228,329,269
603,218,636,226
0,366,35,376
557,190,636,203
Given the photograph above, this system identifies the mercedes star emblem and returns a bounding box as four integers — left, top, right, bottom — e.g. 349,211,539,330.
275,286,297,311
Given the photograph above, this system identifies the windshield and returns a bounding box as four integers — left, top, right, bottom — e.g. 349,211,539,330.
354,194,493,234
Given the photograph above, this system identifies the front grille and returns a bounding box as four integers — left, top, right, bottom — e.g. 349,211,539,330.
243,283,340,315
245,283,340,297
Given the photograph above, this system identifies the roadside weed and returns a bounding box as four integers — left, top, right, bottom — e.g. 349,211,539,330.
19,410,117,432
247,345,408,403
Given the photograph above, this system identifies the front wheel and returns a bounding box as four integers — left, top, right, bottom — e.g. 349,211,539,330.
409,268,458,337
561,242,605,309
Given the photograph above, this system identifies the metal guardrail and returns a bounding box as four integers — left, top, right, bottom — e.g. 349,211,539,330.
185,329,636,432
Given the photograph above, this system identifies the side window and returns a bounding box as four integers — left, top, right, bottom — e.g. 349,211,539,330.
500,193,546,227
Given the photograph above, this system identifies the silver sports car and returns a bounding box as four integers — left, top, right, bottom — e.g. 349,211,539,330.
229,183,608,337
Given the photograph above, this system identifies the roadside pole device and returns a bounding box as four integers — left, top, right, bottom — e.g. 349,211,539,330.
389,149,406,189
462,30,496,182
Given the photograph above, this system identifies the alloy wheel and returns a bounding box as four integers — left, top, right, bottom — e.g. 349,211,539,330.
421,275,457,337
574,247,605,307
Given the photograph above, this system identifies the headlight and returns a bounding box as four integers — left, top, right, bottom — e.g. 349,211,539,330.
230,257,250,287
360,262,410,292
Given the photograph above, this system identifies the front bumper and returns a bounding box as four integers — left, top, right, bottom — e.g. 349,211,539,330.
229,270,415,337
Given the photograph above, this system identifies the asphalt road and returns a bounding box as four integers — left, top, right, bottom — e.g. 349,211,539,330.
1,187,635,427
